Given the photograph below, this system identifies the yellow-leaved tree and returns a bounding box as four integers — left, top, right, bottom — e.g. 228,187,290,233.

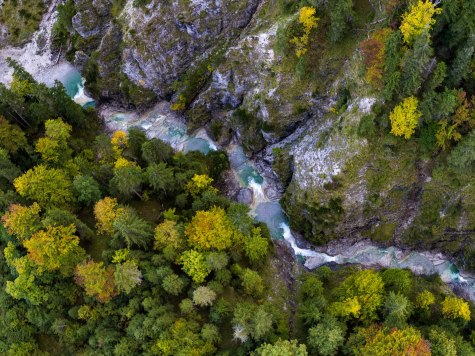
441,296,471,321
24,225,86,276
185,174,218,197
389,96,422,139
290,6,319,57
94,197,125,235
185,207,234,251
400,0,442,45
111,130,128,156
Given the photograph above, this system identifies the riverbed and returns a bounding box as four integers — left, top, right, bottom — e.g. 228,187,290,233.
2,3,475,303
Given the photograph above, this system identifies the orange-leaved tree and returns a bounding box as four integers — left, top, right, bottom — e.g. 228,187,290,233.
74,260,117,303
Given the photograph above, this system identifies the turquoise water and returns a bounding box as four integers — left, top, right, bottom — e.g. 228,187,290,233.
60,67,96,108
62,69,82,97
83,101,96,109
101,103,475,302
238,165,264,186
253,202,287,240
184,138,213,154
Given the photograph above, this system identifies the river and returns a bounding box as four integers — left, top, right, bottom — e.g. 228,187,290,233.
2,6,475,303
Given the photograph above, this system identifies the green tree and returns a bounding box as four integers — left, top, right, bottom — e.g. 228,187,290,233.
383,31,403,100
243,227,269,265
448,129,475,174
141,138,173,164
162,274,186,296
241,268,265,298
114,260,142,294
73,175,101,205
327,0,354,43
233,303,274,341
110,164,143,199
307,316,345,356
205,251,229,271
146,163,175,195
112,209,154,248
252,339,308,356
124,127,147,161
5,258,47,305
0,148,21,184
400,34,433,97
180,250,211,283
381,268,412,295
384,291,413,328
201,324,221,344
428,328,457,356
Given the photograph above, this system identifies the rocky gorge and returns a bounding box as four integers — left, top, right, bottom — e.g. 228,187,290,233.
2,0,475,303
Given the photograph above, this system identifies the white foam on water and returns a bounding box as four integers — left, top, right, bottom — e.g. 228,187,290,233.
280,222,321,258
73,78,95,107
248,177,269,209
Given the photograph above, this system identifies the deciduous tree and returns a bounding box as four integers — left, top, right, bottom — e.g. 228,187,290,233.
329,269,384,322
74,260,117,303
441,296,471,321
400,0,442,45
193,286,217,307
0,116,27,154
252,339,308,356
348,325,430,355
307,316,345,356
94,197,124,235
290,6,319,57
35,118,72,165
14,165,74,207
389,96,422,139
24,224,85,275
180,250,211,283
2,203,42,241
185,207,234,251
114,260,142,294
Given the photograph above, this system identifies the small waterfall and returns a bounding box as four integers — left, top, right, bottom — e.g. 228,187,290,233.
280,223,320,258
248,177,268,209
94,101,475,304
73,78,95,107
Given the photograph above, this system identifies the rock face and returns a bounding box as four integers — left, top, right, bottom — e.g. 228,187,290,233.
72,0,111,39
235,188,253,205
120,0,259,97
69,0,260,105
47,0,475,259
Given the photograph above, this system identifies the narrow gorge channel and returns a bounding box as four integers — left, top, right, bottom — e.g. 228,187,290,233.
2,2,475,305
